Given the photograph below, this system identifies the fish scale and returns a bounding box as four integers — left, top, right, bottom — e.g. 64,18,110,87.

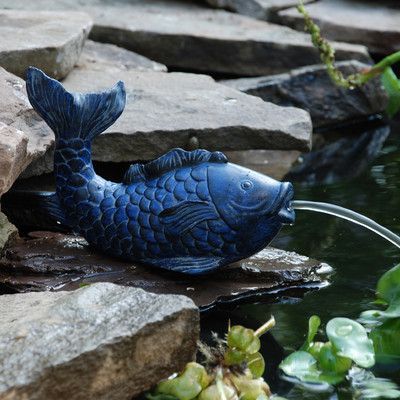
25,67,295,274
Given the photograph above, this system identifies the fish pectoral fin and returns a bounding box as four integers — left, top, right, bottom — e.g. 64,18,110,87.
123,163,145,184
142,256,223,275
159,201,219,236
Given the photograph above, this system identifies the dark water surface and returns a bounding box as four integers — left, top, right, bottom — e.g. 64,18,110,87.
201,122,400,397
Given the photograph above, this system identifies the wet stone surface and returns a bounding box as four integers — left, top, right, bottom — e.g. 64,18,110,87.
0,231,331,310
222,61,388,128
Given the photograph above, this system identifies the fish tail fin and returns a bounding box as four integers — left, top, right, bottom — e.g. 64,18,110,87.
26,67,126,143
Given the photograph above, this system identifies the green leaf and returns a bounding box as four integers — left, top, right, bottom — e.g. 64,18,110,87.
370,318,400,365
317,342,352,374
280,351,320,381
155,362,210,400
300,315,321,351
377,264,400,303
360,298,400,324
326,318,375,368
246,352,265,378
227,325,260,355
382,68,400,117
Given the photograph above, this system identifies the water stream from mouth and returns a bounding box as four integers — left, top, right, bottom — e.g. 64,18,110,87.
291,200,400,250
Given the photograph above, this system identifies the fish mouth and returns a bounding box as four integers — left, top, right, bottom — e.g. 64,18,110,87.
277,182,295,224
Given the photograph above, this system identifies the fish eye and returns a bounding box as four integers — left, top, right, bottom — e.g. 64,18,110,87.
240,180,253,190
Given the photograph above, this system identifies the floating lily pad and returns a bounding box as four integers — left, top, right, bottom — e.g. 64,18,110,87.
370,319,400,365
326,318,375,368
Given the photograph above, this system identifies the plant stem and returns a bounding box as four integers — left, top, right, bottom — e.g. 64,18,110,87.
255,316,276,337
297,0,400,88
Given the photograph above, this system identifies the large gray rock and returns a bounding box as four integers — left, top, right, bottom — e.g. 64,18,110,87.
222,61,388,128
0,10,92,79
0,283,199,400
0,122,31,196
76,40,167,73
0,68,53,179
204,0,315,20
278,0,400,54
60,69,312,161
0,0,371,76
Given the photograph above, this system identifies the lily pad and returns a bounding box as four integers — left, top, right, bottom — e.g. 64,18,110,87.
376,264,400,304
370,318,400,365
326,318,375,368
279,351,344,385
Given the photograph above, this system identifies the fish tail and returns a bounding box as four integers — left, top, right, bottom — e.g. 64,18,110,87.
26,67,126,143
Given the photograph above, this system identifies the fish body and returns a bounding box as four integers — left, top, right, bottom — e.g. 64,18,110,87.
26,68,295,275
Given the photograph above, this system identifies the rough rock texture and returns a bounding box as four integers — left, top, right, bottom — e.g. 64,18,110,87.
61,69,311,161
76,40,167,73
0,10,92,79
0,123,31,196
204,0,316,20
225,150,300,180
0,0,371,76
0,212,18,253
0,68,53,178
89,2,371,76
222,61,388,128
278,0,400,54
0,232,331,310
0,283,199,400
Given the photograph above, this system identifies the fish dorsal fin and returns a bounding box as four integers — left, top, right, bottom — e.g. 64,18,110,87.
123,148,228,184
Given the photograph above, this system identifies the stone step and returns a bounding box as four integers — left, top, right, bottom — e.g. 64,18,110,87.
222,61,388,128
76,40,167,73
0,10,92,79
0,0,371,76
203,0,315,21
277,0,400,54
0,282,198,400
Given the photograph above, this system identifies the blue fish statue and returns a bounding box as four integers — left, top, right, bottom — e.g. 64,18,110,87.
25,67,295,275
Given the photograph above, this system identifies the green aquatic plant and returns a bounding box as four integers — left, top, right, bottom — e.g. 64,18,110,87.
279,316,373,388
297,0,400,116
146,317,277,400
358,264,400,365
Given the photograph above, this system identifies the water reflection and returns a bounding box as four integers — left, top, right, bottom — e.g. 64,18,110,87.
202,123,400,397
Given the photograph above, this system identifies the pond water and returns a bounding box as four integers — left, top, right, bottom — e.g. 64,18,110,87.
202,121,400,398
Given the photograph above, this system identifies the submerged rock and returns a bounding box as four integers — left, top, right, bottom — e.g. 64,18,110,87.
222,61,388,128
278,0,400,54
0,0,371,76
0,10,92,79
204,0,315,21
76,40,167,73
0,231,330,310
0,283,199,400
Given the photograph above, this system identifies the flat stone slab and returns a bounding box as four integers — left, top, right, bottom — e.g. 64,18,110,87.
0,10,92,79
0,68,53,179
76,40,167,73
0,0,371,76
278,0,400,54
204,0,315,20
222,61,388,128
61,69,311,162
0,231,331,310
0,282,198,400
